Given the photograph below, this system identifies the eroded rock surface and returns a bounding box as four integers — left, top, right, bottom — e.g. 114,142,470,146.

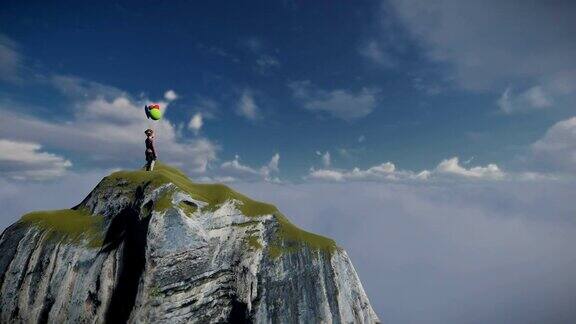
0,165,379,323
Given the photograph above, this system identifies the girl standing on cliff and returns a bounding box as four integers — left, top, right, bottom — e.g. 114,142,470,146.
145,129,157,171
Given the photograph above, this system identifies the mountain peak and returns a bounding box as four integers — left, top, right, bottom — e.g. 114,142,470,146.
0,163,379,323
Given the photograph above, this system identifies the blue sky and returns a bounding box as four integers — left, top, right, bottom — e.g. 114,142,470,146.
1,0,574,181
1,1,576,323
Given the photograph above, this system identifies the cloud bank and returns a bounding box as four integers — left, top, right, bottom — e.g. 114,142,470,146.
210,153,281,183
308,156,510,182
0,139,72,180
236,180,576,323
388,0,576,91
532,116,576,173
0,79,218,174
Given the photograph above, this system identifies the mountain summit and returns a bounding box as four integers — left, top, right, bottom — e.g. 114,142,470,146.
0,163,379,323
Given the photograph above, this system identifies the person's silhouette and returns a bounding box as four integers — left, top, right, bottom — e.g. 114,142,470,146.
144,129,157,171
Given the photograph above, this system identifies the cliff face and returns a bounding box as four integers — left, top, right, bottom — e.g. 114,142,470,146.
0,164,379,323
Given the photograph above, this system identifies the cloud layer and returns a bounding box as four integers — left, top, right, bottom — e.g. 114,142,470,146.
497,86,553,114
210,153,281,183
0,139,72,180
236,180,576,323
0,80,218,174
308,156,508,182
532,116,576,173
0,165,574,323
389,0,576,91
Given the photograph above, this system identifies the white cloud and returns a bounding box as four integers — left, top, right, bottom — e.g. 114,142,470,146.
435,157,504,180
0,34,21,83
235,180,576,323
308,169,345,182
1,167,574,323
309,161,425,182
221,155,261,176
389,0,576,92
0,139,72,180
164,89,178,101
219,153,280,182
49,75,124,99
236,89,260,121
289,80,380,121
0,36,216,175
322,151,331,168
532,116,576,173
0,80,218,173
316,151,331,168
497,86,553,114
308,157,507,182
188,113,203,134
267,153,280,173
359,40,395,68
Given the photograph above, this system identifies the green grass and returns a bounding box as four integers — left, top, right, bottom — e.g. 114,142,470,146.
154,189,175,212
104,163,279,217
268,245,283,259
246,236,263,250
274,212,336,252
20,209,104,248
178,201,198,217
110,163,337,255
232,220,260,228
19,162,337,255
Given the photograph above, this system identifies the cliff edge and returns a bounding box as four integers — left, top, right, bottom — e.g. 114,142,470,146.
0,163,379,323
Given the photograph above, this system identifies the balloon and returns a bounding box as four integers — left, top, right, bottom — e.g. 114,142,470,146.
145,104,162,120
144,106,151,119
149,108,162,120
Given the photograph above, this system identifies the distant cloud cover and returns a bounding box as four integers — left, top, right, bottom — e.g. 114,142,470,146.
0,78,218,174
0,139,72,180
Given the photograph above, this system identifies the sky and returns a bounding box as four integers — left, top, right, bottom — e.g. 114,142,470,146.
1,0,576,323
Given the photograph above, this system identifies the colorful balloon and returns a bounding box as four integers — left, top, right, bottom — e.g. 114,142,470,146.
145,104,162,121
149,108,162,120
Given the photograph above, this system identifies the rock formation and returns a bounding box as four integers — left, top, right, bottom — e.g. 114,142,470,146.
0,164,379,323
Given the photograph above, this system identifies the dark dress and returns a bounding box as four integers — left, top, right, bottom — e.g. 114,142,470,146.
145,137,156,162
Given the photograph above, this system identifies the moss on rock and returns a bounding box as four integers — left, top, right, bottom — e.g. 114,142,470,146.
178,201,198,217
20,209,104,248
108,163,337,255
246,236,263,250
19,162,337,255
154,189,175,213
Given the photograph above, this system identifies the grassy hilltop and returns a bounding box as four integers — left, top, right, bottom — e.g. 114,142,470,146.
19,163,336,255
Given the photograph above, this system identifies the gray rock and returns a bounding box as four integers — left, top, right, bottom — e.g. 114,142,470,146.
0,166,379,323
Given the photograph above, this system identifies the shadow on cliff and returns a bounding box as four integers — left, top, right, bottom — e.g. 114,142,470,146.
102,188,151,324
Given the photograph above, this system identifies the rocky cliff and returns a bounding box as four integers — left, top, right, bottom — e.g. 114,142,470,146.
0,164,379,323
